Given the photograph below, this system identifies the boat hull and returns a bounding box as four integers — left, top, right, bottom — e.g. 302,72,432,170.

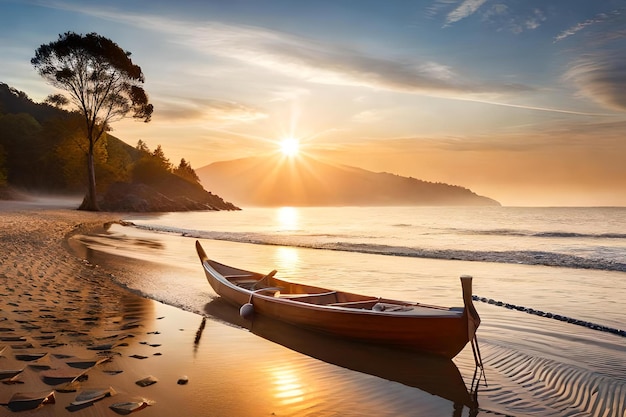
196,241,479,359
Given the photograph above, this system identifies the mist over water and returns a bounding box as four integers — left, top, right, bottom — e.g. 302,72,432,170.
73,206,626,417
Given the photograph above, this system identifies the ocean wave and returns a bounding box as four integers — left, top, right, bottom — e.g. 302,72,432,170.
129,223,626,272
385,224,626,239
533,231,626,239
457,229,626,239
321,243,626,272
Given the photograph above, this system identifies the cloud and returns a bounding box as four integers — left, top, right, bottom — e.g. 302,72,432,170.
363,117,626,153
566,55,626,112
156,97,267,123
39,1,532,101
425,0,458,19
204,100,268,123
556,8,626,112
444,0,489,26
431,1,546,33
481,4,546,34
555,18,603,43
170,19,534,101
351,110,386,124
268,87,311,103
481,3,507,22
554,9,624,43
522,9,546,31
34,0,545,116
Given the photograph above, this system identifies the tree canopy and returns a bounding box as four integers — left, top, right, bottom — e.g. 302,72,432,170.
31,32,153,210
174,158,201,184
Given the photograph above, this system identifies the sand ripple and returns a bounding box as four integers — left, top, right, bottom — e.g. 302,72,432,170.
465,343,626,417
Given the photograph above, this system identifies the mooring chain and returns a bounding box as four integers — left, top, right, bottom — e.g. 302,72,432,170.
472,295,626,338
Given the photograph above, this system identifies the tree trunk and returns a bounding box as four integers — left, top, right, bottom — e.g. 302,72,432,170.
78,147,100,211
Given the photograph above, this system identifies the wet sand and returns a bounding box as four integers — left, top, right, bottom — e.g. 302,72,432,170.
0,200,477,417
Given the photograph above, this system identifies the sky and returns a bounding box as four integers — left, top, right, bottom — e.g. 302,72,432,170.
1,0,625,206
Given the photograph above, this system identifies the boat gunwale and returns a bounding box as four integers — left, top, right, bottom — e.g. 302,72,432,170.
201,258,465,318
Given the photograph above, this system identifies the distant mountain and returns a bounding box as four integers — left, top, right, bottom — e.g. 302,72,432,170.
197,155,500,207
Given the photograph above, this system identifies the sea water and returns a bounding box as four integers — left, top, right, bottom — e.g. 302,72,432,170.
74,206,626,416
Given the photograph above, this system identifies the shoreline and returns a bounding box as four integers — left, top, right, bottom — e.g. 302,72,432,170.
0,203,207,416
0,201,471,416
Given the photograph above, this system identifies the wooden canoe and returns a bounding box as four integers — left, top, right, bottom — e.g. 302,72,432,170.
196,241,480,359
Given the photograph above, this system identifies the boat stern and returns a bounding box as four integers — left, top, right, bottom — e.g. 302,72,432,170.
460,275,480,340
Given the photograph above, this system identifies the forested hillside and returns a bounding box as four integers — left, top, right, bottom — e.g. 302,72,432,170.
0,83,238,211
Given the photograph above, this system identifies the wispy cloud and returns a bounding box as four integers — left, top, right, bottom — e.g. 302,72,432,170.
205,100,268,123
554,9,624,43
172,20,490,97
41,1,531,101
268,87,311,103
425,0,458,19
364,117,626,153
521,8,546,32
432,1,545,33
351,109,387,124
55,1,621,121
481,4,546,34
445,0,489,26
454,97,613,116
566,55,626,112
555,8,626,113
156,96,267,123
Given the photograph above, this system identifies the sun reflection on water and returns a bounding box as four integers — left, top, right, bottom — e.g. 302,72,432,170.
270,367,305,406
274,246,299,273
276,206,299,231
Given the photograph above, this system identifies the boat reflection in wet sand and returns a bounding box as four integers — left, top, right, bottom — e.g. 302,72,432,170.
204,298,479,416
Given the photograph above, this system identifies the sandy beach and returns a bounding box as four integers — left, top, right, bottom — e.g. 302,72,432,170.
0,199,478,417
3,199,626,417
0,201,195,416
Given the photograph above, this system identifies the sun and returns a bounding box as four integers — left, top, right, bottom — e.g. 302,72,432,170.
279,138,300,157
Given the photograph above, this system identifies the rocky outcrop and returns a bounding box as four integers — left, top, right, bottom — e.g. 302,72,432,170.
0,186,28,201
99,181,239,212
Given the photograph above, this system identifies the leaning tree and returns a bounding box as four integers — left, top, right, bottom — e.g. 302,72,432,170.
32,32,153,210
